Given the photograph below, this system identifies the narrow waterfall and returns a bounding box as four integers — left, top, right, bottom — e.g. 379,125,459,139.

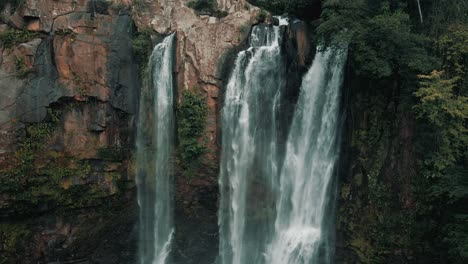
266,48,347,264
416,0,423,23
219,19,288,264
136,34,176,264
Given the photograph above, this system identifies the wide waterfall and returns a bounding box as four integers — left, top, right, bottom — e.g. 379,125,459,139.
266,48,347,264
219,19,288,264
136,34,176,264
219,18,347,262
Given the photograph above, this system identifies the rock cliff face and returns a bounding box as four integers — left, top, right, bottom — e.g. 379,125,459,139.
336,71,419,263
0,0,313,262
1,0,140,262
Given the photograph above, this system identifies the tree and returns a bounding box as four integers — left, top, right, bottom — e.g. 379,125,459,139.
414,70,468,177
317,0,432,79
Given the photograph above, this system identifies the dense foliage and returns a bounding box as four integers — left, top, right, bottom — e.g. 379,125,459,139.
247,0,321,19
132,29,153,65
177,90,208,175
87,0,111,15
413,22,468,262
186,0,228,18
186,0,216,12
312,0,468,262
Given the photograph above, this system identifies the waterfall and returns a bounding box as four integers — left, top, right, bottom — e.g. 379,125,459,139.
136,33,176,264
219,19,347,262
416,0,423,23
266,48,347,264
219,19,288,264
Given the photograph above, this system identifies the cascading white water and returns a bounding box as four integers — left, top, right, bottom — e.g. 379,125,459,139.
219,19,288,264
136,34,176,264
266,48,347,264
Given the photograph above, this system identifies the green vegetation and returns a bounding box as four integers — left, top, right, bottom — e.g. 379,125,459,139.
76,86,87,97
214,10,229,18
0,223,30,260
97,147,127,161
0,105,124,216
256,10,267,23
0,28,39,49
55,28,73,36
1,122,54,196
247,0,320,19
186,0,228,18
132,28,153,74
413,23,468,263
177,90,208,175
314,0,468,262
42,160,91,181
88,0,111,15
414,70,467,177
2,123,51,176
186,0,216,13
318,1,432,79
14,56,33,79
55,28,76,39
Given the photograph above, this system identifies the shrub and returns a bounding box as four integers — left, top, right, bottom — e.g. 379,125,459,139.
0,29,39,49
187,0,216,13
186,0,229,18
1,122,53,183
214,10,229,18
248,0,318,18
97,147,127,161
132,28,153,66
256,10,267,23
15,56,33,79
43,161,91,181
88,0,111,15
55,28,74,36
177,90,208,173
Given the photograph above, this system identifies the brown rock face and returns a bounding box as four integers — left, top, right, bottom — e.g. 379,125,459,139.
53,14,111,101
0,1,139,152
0,1,140,262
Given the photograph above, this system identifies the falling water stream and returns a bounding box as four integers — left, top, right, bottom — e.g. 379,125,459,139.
136,34,176,264
219,18,288,264
133,18,346,264
219,17,347,263
266,48,347,264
